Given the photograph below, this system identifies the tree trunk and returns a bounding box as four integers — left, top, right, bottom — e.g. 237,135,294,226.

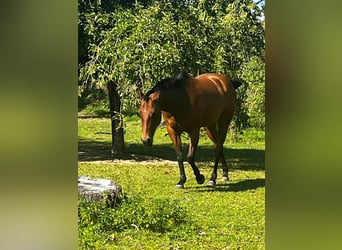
107,81,124,157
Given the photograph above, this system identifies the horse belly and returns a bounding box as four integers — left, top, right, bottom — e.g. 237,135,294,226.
195,95,226,126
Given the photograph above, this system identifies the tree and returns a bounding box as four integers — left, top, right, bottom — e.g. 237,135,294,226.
78,0,265,156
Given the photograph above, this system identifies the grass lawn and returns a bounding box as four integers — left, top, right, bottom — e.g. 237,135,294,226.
78,115,265,249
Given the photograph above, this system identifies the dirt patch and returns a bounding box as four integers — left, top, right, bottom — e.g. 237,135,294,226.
78,153,177,165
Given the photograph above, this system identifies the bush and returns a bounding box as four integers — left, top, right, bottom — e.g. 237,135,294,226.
78,195,190,248
78,86,108,113
232,56,265,132
244,57,265,130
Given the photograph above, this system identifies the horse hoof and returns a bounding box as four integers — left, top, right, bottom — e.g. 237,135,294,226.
207,180,216,187
196,174,205,184
175,183,184,189
222,176,229,182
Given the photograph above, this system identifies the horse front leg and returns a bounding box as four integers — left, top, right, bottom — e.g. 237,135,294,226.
174,135,186,188
166,126,186,188
176,151,186,188
187,129,205,185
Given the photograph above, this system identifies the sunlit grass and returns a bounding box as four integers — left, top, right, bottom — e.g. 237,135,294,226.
78,115,265,249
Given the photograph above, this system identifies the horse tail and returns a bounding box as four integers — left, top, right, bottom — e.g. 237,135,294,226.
230,79,243,89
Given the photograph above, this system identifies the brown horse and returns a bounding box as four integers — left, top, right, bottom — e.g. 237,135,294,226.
138,72,242,188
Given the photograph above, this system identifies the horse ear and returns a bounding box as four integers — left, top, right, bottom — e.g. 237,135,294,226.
137,88,144,100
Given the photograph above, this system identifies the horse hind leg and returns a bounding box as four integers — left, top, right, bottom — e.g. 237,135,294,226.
206,118,230,186
206,125,220,187
209,143,224,187
221,154,229,181
217,115,232,182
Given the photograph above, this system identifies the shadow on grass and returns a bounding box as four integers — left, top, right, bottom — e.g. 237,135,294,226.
78,113,110,119
186,178,265,193
78,139,264,171
78,139,113,161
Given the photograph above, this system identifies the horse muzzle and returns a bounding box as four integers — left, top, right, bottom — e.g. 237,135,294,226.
141,137,153,146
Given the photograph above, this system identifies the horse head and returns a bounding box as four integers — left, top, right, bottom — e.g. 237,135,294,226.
138,90,161,146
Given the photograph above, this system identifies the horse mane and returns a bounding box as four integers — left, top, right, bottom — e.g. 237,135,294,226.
143,72,190,100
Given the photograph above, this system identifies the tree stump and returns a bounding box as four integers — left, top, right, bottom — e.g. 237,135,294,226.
78,176,122,207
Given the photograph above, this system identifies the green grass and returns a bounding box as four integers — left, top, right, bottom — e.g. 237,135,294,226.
78,114,265,249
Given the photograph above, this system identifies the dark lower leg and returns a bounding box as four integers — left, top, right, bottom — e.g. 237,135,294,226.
176,154,186,187
209,160,219,185
221,155,229,180
167,129,186,188
187,130,205,184
187,156,205,184
209,144,223,185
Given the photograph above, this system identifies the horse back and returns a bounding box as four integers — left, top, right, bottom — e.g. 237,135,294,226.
185,73,237,126
161,73,237,132
192,73,236,108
